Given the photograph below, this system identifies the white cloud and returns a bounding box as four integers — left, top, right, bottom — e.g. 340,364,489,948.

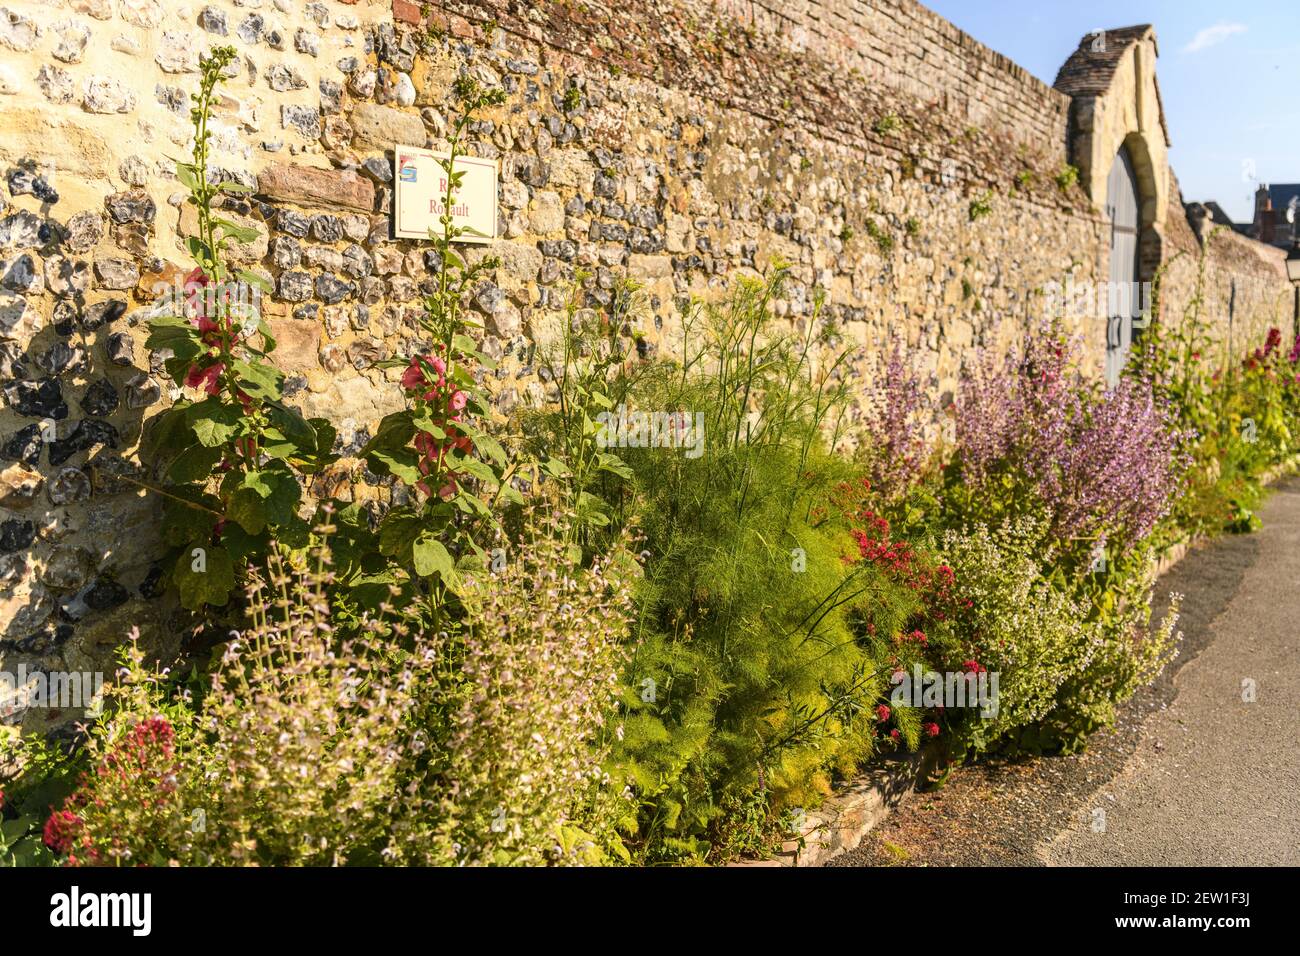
1183,22,1247,54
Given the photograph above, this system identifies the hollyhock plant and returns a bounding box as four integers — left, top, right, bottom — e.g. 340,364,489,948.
402,352,476,499
143,46,333,610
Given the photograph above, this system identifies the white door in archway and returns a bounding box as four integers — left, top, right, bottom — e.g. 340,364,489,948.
1105,145,1140,385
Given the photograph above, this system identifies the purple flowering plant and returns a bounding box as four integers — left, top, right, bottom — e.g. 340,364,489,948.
948,323,1191,567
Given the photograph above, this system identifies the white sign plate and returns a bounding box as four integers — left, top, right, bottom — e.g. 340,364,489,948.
393,144,497,243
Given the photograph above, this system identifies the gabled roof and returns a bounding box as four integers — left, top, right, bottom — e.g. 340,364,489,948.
1053,25,1171,146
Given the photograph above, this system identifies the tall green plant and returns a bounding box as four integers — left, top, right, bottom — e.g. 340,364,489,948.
144,46,335,609
357,75,523,622
531,272,641,545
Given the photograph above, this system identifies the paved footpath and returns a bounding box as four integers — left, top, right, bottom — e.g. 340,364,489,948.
829,477,1300,867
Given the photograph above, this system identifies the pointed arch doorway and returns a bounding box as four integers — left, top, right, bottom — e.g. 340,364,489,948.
1105,144,1140,384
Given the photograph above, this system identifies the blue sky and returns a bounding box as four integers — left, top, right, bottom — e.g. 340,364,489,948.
923,0,1300,222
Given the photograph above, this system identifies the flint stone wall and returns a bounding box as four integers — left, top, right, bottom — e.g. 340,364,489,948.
0,0,1291,730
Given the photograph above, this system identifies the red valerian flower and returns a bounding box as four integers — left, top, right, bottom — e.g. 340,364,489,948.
42,810,83,854
889,729,901,740
875,704,891,722
962,659,986,674
923,722,941,738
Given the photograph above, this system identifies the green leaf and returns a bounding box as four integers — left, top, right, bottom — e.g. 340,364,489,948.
375,448,426,485
145,316,203,361
378,509,424,563
455,457,496,484
185,236,214,266
412,535,454,579
232,359,283,401
258,469,302,526
188,400,245,447
161,493,221,547
265,401,315,451
173,545,235,610
359,411,416,457
142,405,195,463
213,217,260,245
175,164,199,191
167,442,223,484
236,269,273,293
227,487,268,534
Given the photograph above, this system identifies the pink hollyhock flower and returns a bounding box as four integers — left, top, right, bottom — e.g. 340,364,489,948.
182,267,209,313
401,357,426,391
1265,327,1282,355
184,362,224,396
448,390,468,413
402,354,449,392
193,314,222,340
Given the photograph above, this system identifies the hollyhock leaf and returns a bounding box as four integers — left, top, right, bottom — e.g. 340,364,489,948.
232,359,283,401
184,236,214,266
455,457,496,483
377,509,424,562
265,401,316,451
174,164,199,191
235,269,273,294
227,487,268,534
260,471,302,527
217,520,263,563
142,404,196,463
412,535,454,579
167,442,223,484
292,418,337,473
188,401,244,447
213,218,260,245
161,492,221,547
145,316,203,360
173,545,234,609
370,448,423,485
359,411,416,457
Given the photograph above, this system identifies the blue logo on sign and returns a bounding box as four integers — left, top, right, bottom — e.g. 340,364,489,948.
399,164,417,183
